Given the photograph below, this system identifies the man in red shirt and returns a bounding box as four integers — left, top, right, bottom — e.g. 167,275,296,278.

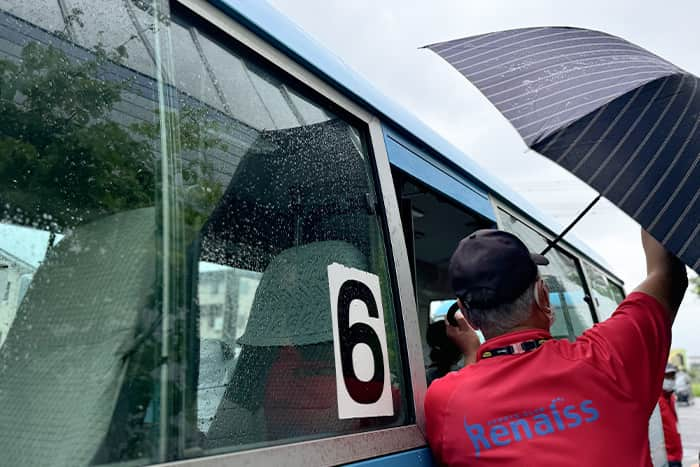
424,229,687,466
659,364,683,467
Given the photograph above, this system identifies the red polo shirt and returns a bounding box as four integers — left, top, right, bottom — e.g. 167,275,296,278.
425,292,670,466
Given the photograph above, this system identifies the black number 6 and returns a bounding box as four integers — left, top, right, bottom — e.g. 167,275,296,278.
337,279,385,404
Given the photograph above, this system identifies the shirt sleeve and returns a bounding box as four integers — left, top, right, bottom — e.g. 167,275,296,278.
564,292,671,414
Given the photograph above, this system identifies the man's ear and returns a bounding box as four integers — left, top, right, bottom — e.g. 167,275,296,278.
534,279,551,313
457,298,480,330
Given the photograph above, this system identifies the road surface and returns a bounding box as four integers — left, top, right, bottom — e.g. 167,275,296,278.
678,398,700,466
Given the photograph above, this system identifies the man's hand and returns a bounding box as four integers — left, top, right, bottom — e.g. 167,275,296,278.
446,310,481,364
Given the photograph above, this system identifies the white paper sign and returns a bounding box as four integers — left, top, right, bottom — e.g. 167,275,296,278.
327,263,393,419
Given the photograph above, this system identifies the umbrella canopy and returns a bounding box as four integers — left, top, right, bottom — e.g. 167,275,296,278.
427,27,700,272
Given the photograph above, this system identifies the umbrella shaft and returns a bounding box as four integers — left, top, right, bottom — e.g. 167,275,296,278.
541,195,601,256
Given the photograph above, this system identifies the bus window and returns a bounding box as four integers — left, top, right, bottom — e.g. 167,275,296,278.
609,281,626,304
173,9,408,460
392,172,493,382
0,1,164,465
497,209,595,340
582,262,623,321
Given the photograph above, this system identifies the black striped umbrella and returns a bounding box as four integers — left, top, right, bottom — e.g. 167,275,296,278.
427,27,700,272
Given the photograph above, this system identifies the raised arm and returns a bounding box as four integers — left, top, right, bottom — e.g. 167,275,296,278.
633,229,688,323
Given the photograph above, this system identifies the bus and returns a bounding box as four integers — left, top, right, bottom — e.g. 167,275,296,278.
0,0,666,465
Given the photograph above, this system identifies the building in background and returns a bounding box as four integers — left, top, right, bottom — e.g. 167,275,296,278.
0,248,35,347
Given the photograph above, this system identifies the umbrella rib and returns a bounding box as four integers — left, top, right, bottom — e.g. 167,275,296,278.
622,77,698,208
549,77,668,171
598,76,686,190
571,80,668,173
544,98,615,162
649,156,700,232
634,107,700,219
585,81,668,180
537,123,568,153
678,223,700,256
665,188,700,246
521,80,653,144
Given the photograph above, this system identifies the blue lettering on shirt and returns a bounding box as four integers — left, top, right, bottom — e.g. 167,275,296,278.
463,398,599,457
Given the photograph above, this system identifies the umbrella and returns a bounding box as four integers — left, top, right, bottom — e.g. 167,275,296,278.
426,27,699,272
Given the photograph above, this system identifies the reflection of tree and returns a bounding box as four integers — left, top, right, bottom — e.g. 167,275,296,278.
0,38,224,232
580,265,612,299
691,276,700,297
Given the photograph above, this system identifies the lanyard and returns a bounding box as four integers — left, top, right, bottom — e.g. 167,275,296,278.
481,338,549,359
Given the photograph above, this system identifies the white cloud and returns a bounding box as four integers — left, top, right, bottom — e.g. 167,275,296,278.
269,0,700,353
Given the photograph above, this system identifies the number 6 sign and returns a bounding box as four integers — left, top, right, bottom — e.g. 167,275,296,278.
328,263,393,419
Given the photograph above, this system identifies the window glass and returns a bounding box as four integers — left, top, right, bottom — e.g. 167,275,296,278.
168,10,408,460
609,281,626,304
67,0,156,77
246,66,302,128
287,88,333,124
169,19,225,111
196,35,275,129
582,262,621,321
3,0,65,31
498,209,595,339
0,1,167,465
0,2,407,464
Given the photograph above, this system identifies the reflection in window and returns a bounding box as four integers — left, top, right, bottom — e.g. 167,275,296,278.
0,2,407,465
0,1,166,465
498,210,595,340
173,11,407,460
609,282,626,304
583,262,620,321
195,118,405,453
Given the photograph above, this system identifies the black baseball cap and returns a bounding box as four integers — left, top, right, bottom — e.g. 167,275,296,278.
449,229,549,308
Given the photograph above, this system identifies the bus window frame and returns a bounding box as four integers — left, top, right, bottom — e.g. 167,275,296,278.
161,1,427,465
492,201,600,335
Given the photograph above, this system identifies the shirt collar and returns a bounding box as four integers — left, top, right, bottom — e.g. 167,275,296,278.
477,328,552,361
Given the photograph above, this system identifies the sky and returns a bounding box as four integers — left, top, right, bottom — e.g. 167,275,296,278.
268,0,700,354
